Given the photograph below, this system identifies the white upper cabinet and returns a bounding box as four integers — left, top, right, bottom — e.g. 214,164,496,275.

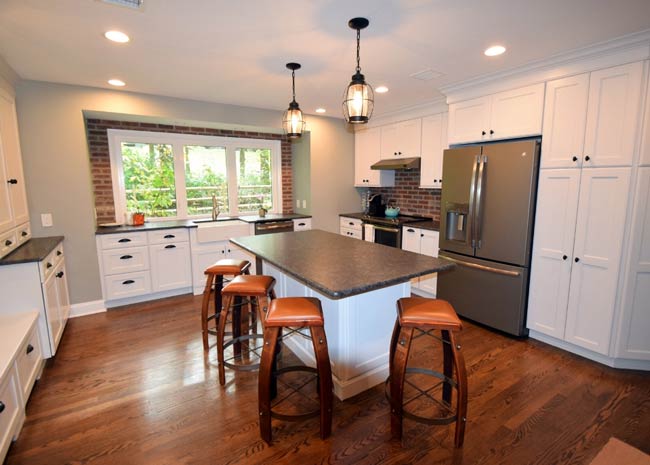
420,113,448,188
354,127,394,187
639,70,650,167
541,74,590,169
583,62,644,167
447,83,544,144
380,119,422,159
564,168,631,354
0,142,12,234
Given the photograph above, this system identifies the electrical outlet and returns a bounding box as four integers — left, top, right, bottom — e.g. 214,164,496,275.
41,213,53,227
302,200,307,209
296,199,300,208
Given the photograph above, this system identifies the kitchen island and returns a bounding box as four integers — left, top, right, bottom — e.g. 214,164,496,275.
231,229,454,399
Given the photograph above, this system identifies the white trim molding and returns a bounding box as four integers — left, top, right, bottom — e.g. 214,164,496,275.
69,300,106,318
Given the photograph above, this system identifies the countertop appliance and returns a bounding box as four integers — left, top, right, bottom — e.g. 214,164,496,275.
437,139,540,336
362,214,428,248
254,219,294,235
367,194,385,217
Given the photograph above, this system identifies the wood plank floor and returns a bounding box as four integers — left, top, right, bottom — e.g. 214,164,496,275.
5,294,650,465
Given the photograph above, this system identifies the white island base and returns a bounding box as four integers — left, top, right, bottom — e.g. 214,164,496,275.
263,262,410,400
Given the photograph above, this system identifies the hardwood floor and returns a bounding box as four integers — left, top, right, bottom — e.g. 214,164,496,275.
6,294,650,465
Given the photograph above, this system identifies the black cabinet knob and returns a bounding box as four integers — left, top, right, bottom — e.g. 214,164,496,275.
572,156,578,162
482,131,486,136
27,344,34,354
46,262,53,269
56,250,62,256
0,401,4,413
420,234,424,237
574,257,580,263
7,179,18,184
164,244,176,249
398,151,402,155
56,271,64,278
562,255,568,260
407,228,415,233
4,239,12,247
21,231,28,237
489,129,494,135
585,155,591,161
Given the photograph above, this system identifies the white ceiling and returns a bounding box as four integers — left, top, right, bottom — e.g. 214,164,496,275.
1,0,649,118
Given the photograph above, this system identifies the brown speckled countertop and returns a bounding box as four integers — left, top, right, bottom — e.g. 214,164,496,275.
0,236,63,265
404,220,440,231
231,230,453,299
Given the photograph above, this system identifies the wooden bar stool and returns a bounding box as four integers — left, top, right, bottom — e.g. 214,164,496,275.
258,297,333,444
217,275,276,385
389,297,468,448
201,259,251,351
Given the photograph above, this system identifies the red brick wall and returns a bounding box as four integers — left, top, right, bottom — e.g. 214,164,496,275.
85,119,293,224
368,169,441,220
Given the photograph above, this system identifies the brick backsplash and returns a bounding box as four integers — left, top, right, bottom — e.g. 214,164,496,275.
85,119,294,224
368,170,441,220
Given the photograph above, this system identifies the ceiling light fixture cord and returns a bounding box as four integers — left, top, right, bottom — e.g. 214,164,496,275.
356,28,361,72
292,69,296,102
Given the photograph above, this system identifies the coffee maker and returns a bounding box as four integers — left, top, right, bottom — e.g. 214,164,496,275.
367,194,385,216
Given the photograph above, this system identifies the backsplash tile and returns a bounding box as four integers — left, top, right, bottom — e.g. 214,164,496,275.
368,169,441,220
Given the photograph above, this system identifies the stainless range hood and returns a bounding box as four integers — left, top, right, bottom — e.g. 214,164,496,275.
371,157,421,170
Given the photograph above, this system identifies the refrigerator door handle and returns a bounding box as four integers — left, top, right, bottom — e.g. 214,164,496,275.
440,253,521,277
474,155,487,249
468,154,480,248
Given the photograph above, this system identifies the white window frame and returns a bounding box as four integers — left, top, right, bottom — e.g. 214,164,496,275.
107,129,283,221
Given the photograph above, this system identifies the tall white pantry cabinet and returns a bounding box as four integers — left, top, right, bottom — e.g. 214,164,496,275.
527,60,650,366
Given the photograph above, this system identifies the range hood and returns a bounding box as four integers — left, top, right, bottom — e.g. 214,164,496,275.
371,157,421,170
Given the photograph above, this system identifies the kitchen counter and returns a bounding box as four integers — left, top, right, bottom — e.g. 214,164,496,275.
0,236,64,265
405,219,440,231
231,229,454,400
95,214,311,235
231,230,452,299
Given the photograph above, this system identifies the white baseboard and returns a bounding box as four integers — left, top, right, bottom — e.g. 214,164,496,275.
69,300,106,318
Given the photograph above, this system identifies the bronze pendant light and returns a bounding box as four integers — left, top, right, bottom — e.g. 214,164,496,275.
343,17,374,124
282,62,305,139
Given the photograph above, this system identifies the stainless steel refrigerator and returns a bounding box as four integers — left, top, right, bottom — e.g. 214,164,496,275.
437,139,540,336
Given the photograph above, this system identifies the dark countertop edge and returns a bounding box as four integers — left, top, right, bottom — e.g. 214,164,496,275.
0,236,64,265
339,212,366,220
403,220,440,231
95,214,312,235
230,236,454,300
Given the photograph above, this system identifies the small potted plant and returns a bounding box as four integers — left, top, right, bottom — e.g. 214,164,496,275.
257,194,268,217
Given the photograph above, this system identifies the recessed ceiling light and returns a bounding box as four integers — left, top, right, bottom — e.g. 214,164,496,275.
104,30,130,43
484,45,506,57
315,108,326,114
108,79,126,87
375,86,389,94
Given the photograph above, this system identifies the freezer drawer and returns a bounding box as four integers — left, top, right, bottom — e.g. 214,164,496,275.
437,252,529,336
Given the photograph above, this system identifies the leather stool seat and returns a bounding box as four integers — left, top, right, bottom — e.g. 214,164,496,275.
265,297,324,327
222,275,276,297
205,259,250,276
397,297,462,331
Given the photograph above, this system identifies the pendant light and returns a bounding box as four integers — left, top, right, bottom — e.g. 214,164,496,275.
282,62,305,139
342,17,374,124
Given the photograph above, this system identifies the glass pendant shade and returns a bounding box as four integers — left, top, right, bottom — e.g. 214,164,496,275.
343,73,374,124
282,102,305,139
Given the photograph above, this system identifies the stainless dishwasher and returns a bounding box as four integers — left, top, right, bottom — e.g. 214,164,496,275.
254,220,295,235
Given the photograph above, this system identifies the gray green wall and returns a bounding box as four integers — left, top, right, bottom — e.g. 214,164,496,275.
14,80,357,305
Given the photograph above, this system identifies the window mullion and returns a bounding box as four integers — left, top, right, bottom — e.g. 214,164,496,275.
225,144,239,215
173,142,188,219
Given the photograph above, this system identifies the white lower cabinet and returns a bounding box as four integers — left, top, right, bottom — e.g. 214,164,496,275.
528,167,631,356
292,218,312,231
402,226,439,296
340,216,363,240
150,242,192,292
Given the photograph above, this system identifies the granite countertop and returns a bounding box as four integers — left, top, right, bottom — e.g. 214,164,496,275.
404,220,440,231
0,236,64,265
95,214,311,235
231,230,454,300
339,212,367,220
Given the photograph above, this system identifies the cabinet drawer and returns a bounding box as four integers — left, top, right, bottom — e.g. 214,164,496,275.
341,227,362,240
340,217,363,231
0,369,21,451
104,271,151,300
16,222,31,246
40,247,60,282
99,232,147,249
15,325,41,401
101,246,149,275
293,218,312,231
0,229,18,259
147,228,188,245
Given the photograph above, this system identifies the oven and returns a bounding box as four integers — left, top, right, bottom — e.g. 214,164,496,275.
366,224,402,248
254,220,294,235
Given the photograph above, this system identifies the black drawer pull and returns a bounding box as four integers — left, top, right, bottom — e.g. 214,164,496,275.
120,255,133,260
27,344,34,354
118,238,131,243
298,223,305,226
21,231,28,237
56,271,64,278
46,262,53,269
0,401,4,413
421,234,424,237
122,279,135,285
165,244,176,249
7,178,18,184
4,239,12,247
407,228,415,232
56,250,62,256
163,234,175,239
349,222,354,226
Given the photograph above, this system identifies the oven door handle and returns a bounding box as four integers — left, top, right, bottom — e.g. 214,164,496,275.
372,225,400,233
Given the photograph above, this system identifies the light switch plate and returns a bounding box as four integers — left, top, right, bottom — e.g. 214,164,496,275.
296,199,300,208
302,200,307,208
41,213,53,227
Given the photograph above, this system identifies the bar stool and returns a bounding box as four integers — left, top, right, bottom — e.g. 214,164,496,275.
201,259,251,351
389,297,468,448
217,274,276,385
258,297,333,444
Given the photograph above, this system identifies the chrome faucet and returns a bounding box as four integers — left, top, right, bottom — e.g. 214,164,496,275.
211,194,220,221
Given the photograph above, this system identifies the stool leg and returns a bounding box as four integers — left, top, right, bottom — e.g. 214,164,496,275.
259,326,280,444
232,296,242,358
240,297,250,359
201,273,215,351
390,325,414,441
214,274,224,325
310,326,333,439
217,294,233,386
388,318,400,383
442,330,453,405
449,331,468,448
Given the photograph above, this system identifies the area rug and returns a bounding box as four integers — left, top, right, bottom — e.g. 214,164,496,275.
590,437,650,465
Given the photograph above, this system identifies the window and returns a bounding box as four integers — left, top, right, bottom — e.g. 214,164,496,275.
108,130,282,221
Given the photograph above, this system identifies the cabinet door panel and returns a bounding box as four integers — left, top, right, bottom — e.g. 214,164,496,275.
42,275,60,356
565,168,631,353
401,226,420,253
397,119,422,158
355,127,393,187
541,74,589,168
150,242,192,292
53,262,70,348
640,75,650,166
0,92,29,225
448,96,491,144
490,83,545,141
583,62,643,167
527,169,580,339
0,137,12,234
418,230,439,295
379,124,400,159
420,113,445,188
